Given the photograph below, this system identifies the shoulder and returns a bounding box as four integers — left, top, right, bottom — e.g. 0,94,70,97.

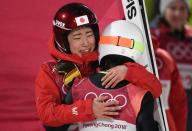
156,48,175,72
150,27,160,37
127,84,149,98
156,48,174,62
37,60,62,84
185,25,192,38
40,60,57,72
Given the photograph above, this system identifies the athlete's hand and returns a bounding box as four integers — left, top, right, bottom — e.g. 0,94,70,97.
93,96,121,119
101,65,128,88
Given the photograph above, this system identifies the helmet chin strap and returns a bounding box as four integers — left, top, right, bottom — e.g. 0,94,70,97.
55,40,67,53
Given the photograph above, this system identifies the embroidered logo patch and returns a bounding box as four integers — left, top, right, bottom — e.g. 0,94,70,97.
72,107,78,115
53,20,66,29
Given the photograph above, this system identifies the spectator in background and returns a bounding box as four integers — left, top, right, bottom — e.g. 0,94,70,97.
150,0,192,131
152,36,187,131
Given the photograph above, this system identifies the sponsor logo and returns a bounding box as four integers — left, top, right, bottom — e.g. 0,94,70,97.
53,20,66,29
84,92,127,108
72,107,78,115
82,121,128,130
126,0,137,19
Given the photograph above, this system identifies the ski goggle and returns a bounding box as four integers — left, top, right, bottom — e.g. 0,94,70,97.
99,36,144,53
63,66,82,86
56,60,82,86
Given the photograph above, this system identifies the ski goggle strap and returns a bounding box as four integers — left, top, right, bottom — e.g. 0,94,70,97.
99,36,144,53
64,67,82,86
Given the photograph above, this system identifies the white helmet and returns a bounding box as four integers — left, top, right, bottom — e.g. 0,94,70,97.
99,20,145,63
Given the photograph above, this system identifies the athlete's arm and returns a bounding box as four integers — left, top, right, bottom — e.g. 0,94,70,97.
35,63,120,126
35,64,95,126
101,62,162,98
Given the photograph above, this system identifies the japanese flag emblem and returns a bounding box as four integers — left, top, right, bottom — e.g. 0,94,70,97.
75,15,89,26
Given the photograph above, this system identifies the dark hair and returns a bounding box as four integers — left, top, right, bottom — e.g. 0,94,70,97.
100,55,135,70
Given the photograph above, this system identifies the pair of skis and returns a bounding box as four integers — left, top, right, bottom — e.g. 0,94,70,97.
121,0,169,131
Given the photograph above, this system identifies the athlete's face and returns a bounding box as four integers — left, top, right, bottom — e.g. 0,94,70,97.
164,1,188,30
68,27,96,57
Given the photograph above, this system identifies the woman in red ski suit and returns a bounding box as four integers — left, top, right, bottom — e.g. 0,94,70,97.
150,0,191,130
152,36,188,131
35,3,162,131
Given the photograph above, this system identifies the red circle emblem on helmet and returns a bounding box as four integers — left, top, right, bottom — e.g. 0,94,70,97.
80,18,85,23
